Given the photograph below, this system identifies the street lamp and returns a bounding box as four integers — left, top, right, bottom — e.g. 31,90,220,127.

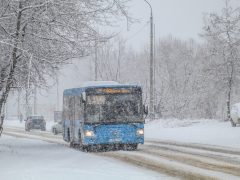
144,0,154,120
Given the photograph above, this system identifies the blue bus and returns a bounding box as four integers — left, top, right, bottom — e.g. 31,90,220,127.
62,81,147,151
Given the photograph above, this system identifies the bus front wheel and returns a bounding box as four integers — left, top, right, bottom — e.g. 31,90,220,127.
123,144,138,151
131,144,138,150
67,128,70,142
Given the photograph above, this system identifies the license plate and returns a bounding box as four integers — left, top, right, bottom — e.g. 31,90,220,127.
109,138,121,142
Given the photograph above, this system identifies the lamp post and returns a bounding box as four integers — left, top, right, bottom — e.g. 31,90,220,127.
144,0,154,120
94,39,98,81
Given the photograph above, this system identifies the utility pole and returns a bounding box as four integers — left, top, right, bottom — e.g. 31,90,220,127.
144,0,154,120
94,39,98,81
153,23,156,119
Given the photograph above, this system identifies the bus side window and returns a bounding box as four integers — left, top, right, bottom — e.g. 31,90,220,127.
63,96,68,120
69,96,75,121
75,96,82,120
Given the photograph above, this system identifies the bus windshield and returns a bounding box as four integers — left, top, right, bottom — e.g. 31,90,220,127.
85,93,143,123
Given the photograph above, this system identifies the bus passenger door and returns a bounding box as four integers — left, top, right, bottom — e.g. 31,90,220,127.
69,96,75,141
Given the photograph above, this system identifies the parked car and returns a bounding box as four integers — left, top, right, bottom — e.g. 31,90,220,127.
52,121,63,135
230,103,240,127
25,115,46,131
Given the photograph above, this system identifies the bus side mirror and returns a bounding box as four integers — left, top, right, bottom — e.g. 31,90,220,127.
143,105,148,115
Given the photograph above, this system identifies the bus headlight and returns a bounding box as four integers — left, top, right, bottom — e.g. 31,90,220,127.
136,129,144,136
84,130,94,137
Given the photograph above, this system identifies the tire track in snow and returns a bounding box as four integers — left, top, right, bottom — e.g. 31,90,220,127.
100,151,217,180
139,145,240,177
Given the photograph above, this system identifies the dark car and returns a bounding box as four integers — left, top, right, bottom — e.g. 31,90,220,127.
25,115,46,131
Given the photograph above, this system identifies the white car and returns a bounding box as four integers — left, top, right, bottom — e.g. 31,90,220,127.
51,121,63,135
230,103,240,127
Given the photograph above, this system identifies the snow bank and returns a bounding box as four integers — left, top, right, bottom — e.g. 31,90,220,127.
145,119,240,149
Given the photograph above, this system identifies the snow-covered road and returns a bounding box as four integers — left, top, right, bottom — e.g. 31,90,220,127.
0,135,167,180
2,118,240,179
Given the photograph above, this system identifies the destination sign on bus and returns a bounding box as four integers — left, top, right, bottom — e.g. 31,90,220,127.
97,88,131,94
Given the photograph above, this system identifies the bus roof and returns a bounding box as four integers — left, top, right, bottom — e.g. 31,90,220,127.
63,81,141,96
81,81,120,87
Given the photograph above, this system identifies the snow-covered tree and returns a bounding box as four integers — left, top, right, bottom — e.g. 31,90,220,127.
202,0,240,126
152,37,207,118
0,0,132,135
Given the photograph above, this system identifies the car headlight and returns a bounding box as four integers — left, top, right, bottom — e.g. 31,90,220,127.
84,130,95,137
136,129,144,135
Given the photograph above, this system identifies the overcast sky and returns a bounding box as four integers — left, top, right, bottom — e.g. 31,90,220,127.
120,0,239,49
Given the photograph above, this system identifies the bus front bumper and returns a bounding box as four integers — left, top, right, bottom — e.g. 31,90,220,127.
83,135,144,145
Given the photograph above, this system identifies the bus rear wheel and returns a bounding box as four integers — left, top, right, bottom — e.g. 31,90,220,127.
53,128,57,135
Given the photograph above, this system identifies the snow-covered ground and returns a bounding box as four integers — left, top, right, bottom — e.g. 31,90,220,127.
2,118,240,179
145,119,240,149
0,136,167,180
